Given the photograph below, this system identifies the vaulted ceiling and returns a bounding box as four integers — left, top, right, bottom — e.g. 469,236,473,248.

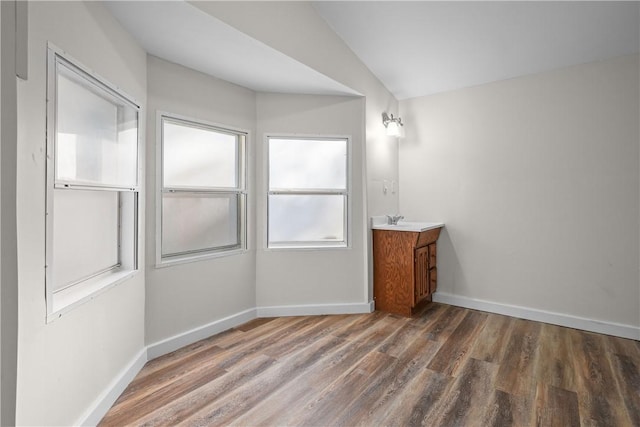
314,1,639,99
105,1,360,96
105,1,639,101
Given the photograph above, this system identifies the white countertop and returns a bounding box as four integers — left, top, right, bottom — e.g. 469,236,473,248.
370,216,444,232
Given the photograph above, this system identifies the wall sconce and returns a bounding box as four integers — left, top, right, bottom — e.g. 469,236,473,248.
382,112,403,137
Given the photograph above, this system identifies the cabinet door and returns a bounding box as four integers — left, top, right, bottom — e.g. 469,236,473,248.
414,246,430,306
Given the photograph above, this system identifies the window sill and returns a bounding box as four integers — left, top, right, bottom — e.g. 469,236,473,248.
47,269,138,323
156,247,249,269
265,243,350,251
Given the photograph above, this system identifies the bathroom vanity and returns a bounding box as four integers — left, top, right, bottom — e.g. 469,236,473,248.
371,221,444,317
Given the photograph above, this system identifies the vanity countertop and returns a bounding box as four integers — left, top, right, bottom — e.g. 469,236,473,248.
370,216,444,232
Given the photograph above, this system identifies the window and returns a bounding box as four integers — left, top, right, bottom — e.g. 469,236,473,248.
158,114,247,264
45,46,139,320
266,136,350,248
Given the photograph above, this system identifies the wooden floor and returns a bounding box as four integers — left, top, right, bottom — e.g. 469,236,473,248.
100,303,640,426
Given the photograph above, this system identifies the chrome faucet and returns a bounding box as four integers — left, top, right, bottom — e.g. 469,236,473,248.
386,215,404,225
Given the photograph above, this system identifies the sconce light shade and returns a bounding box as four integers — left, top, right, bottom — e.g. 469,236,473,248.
382,112,403,137
386,120,402,137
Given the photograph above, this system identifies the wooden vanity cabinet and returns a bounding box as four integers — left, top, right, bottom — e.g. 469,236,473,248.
372,227,442,316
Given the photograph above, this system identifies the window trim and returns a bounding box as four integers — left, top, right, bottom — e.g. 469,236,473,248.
155,111,249,267
45,44,141,322
264,134,352,250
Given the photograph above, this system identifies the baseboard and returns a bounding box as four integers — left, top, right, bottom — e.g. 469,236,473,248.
146,308,257,360
75,301,376,425
433,292,640,340
256,301,374,317
76,347,148,426
146,302,375,360
72,294,637,426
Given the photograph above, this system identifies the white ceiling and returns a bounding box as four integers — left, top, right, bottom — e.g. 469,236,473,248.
105,1,639,101
313,1,640,100
104,1,361,96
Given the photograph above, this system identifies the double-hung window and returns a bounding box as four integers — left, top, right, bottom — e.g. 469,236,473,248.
45,47,140,320
158,114,247,264
267,136,350,248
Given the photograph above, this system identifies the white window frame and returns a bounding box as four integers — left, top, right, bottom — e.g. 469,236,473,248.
265,134,351,250
156,112,248,267
45,45,141,322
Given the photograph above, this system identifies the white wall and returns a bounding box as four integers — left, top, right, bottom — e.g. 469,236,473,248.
192,1,399,217
15,2,147,425
399,54,640,331
255,94,368,309
14,4,376,422
190,2,400,304
145,56,257,345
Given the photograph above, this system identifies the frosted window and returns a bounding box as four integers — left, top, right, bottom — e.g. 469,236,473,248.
266,136,349,248
158,115,246,262
56,63,138,188
162,193,240,256
51,189,119,291
268,195,345,243
269,138,347,190
46,49,140,320
163,121,238,189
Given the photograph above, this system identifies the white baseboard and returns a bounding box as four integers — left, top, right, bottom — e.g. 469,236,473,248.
75,295,638,426
80,302,374,425
146,308,257,360
77,347,148,426
433,292,640,340
256,301,374,318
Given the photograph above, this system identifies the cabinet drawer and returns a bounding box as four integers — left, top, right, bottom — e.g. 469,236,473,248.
429,267,437,294
428,243,437,267
416,227,442,248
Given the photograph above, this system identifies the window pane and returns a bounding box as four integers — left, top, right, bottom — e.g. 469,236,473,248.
51,189,119,291
162,193,239,256
269,138,347,190
268,195,345,244
163,120,238,189
56,63,138,187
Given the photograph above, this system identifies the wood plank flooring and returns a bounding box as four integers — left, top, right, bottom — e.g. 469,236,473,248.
100,304,640,426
